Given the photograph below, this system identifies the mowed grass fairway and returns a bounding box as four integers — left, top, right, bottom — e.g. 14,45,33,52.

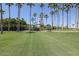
0,32,79,56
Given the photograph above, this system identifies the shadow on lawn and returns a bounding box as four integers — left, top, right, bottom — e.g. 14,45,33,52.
26,31,35,33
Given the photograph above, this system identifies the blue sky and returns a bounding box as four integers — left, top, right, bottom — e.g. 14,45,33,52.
2,3,76,28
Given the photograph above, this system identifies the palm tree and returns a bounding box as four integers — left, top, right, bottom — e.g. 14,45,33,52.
69,3,73,28
48,3,55,30
44,14,48,25
55,4,60,29
48,3,58,29
71,3,77,29
75,4,78,29
40,3,44,27
50,11,54,30
65,3,71,29
61,3,65,30
6,3,14,31
44,14,48,30
31,17,35,24
31,17,35,30
33,13,37,27
48,3,55,13
53,4,58,27
75,3,79,29
33,13,37,21
0,3,5,34
27,3,35,32
16,3,24,31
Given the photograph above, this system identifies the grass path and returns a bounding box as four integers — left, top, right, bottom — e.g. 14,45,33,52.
0,32,79,55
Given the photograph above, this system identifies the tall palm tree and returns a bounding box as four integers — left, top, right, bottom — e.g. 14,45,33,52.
77,4,79,29
53,4,58,27
31,17,35,27
40,3,44,26
69,3,73,28
0,3,4,34
44,14,48,25
31,17,35,23
48,3,58,29
48,3,55,30
75,3,79,29
33,13,37,21
6,3,14,31
27,3,35,32
75,4,78,29
61,3,65,30
16,3,24,31
73,4,76,29
48,3,55,13
65,3,71,29
50,11,54,30
33,13,37,27
44,14,48,30
55,4,60,29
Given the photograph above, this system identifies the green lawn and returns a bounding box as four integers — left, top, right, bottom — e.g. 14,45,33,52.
0,31,79,56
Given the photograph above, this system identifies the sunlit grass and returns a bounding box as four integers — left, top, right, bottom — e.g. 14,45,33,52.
0,31,79,55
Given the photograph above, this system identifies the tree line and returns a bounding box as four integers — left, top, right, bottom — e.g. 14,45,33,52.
0,3,79,34
0,18,28,31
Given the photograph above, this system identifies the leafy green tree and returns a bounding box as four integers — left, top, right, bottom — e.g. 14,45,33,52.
0,18,27,31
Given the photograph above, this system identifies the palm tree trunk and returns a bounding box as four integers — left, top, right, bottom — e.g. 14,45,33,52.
78,7,79,29
75,7,78,30
46,18,47,30
29,6,32,32
62,10,64,30
70,8,71,28
77,7,78,29
54,8,55,27
51,15,53,30
77,7,79,29
0,3,3,34
75,4,79,30
17,5,20,31
40,7,43,31
35,17,37,27
67,11,68,29
58,11,60,29
57,11,60,30
41,7,43,25
46,18,47,25
8,5,10,31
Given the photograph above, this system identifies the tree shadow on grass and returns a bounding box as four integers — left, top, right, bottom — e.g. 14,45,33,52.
26,31,35,33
